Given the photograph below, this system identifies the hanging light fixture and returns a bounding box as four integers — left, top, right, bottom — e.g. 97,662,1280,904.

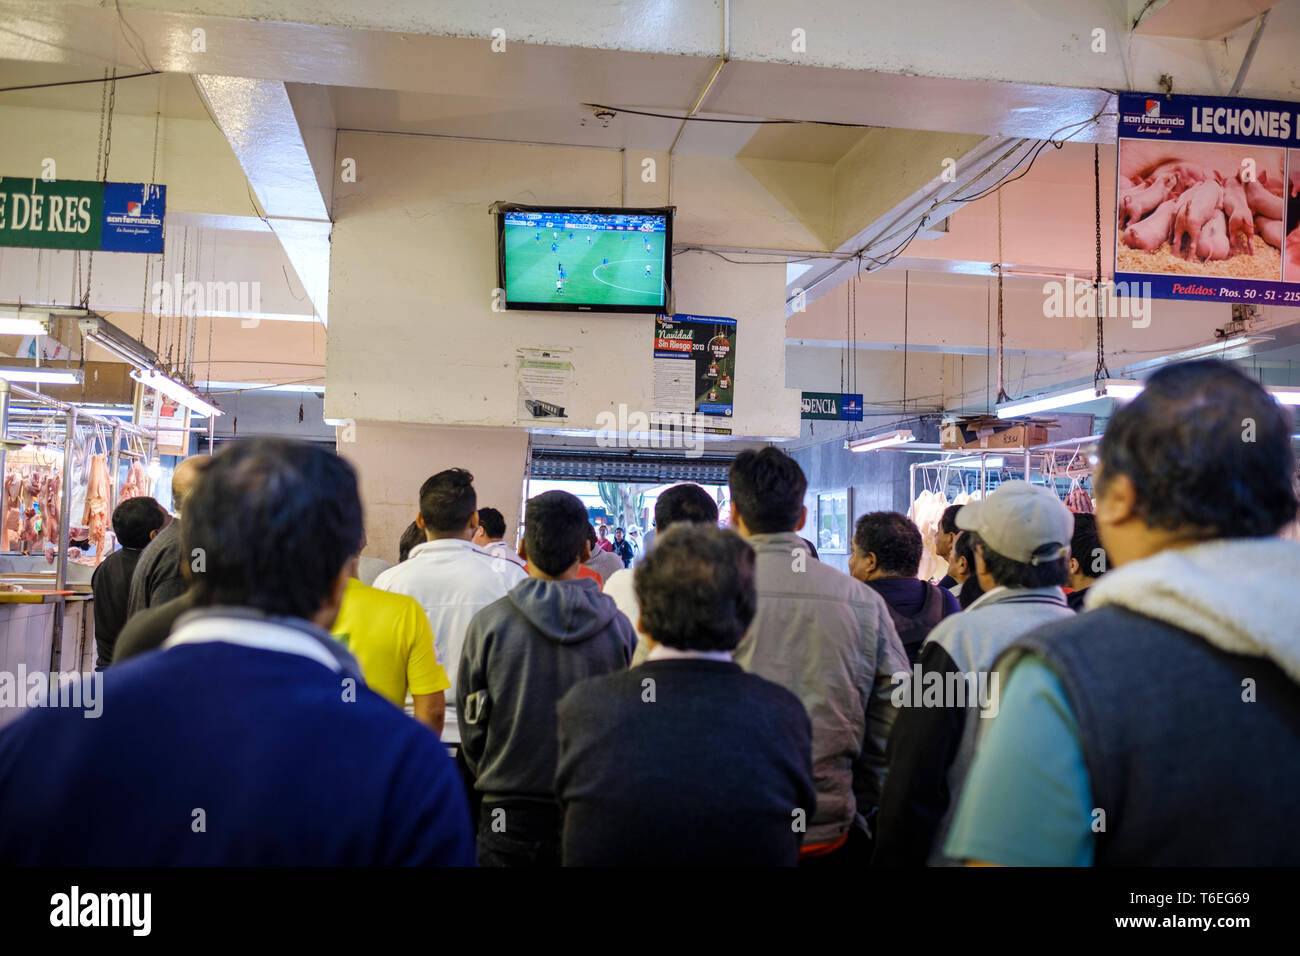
995,379,1143,419
130,368,222,418
846,429,915,452
0,366,82,385
0,307,51,337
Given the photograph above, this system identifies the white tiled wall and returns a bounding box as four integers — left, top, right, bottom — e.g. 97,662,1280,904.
0,598,94,730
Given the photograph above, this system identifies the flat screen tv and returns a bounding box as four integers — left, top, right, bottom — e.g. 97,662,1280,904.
496,204,673,313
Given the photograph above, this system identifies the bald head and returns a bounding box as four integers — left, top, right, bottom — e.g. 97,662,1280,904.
171,455,209,512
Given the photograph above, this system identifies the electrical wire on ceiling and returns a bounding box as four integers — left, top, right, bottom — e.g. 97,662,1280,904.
951,110,1112,204
0,71,160,95
580,103,879,129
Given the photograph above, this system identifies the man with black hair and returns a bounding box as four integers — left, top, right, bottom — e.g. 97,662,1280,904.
727,447,909,865
873,480,1074,866
952,532,984,609
611,527,634,568
398,520,423,562
374,468,526,749
0,439,475,865
850,511,960,664
1064,513,1107,612
556,524,816,866
934,505,963,588
609,483,719,662
458,490,633,866
92,496,167,668
125,454,208,618
472,506,525,569
948,360,1300,865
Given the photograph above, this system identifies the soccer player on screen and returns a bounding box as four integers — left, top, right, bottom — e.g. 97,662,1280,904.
645,263,653,277
551,242,558,253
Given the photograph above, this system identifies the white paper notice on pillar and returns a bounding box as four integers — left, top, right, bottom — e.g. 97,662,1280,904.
134,383,190,456
516,349,573,425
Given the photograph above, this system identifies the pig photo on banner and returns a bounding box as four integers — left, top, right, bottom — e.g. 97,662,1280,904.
1116,140,1285,283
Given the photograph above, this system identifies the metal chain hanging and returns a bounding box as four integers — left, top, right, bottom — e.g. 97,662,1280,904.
83,69,113,308
1093,143,1111,382
995,189,1009,403
141,91,164,346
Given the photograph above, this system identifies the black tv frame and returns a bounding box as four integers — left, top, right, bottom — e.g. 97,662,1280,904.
495,203,674,314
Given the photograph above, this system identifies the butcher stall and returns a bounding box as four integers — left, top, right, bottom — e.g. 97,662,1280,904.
0,379,157,728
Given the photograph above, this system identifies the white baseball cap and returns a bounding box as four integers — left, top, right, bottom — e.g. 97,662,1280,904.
956,480,1074,565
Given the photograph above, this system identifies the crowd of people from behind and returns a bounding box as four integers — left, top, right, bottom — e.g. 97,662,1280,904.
1,359,1297,867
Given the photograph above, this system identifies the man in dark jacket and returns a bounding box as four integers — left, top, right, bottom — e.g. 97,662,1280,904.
1064,513,1107,612
458,490,634,867
611,527,635,568
849,511,960,663
91,496,167,667
946,360,1300,865
934,505,963,589
0,439,474,865
125,454,208,619
873,481,1074,866
556,524,816,866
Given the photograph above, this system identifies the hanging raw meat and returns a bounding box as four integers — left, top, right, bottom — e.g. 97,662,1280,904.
2,470,20,551
42,470,61,564
20,504,38,548
82,453,111,562
1064,483,1095,514
119,459,149,502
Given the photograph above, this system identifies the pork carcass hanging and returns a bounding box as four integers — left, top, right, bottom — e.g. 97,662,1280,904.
82,453,111,561
119,459,149,501
2,470,21,551
42,470,62,564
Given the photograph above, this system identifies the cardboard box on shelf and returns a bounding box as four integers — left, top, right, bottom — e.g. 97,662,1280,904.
939,423,967,449
965,424,1050,450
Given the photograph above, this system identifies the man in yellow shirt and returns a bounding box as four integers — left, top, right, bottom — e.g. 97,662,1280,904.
332,567,449,735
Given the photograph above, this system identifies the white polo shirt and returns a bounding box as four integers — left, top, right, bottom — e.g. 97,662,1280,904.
372,538,527,743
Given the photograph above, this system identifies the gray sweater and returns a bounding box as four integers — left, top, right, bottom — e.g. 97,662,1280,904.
457,577,634,803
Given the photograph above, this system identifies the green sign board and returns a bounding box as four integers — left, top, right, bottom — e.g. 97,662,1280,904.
0,177,165,253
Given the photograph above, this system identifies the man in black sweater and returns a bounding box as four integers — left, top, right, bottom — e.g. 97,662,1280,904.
125,455,208,619
556,524,816,866
91,497,167,667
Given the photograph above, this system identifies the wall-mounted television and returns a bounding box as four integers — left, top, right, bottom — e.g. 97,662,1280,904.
496,204,673,313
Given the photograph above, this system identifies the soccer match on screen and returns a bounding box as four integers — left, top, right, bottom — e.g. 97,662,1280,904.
501,210,668,308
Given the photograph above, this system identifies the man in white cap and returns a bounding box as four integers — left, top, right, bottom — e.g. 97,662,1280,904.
873,480,1075,867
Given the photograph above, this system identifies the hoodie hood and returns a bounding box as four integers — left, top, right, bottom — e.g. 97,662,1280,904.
1086,537,1300,684
507,576,619,644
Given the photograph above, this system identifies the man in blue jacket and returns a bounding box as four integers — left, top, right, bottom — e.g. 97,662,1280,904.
0,439,475,866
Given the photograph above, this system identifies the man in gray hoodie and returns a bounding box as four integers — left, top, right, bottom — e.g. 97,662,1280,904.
946,360,1300,866
457,490,634,867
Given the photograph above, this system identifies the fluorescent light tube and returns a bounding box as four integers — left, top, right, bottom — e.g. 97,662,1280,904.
0,366,82,385
997,379,1144,418
846,429,915,452
131,368,223,418
1268,386,1300,406
0,317,50,336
